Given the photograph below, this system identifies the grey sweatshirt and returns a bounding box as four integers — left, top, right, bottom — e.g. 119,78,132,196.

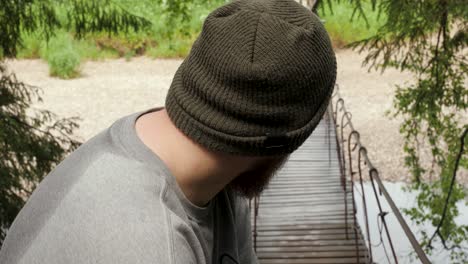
0,107,258,264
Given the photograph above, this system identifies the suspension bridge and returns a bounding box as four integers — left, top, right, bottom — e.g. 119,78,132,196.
250,86,431,264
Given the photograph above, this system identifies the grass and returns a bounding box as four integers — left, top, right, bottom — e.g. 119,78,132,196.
14,0,385,78
74,38,120,61
146,35,196,58
17,32,43,59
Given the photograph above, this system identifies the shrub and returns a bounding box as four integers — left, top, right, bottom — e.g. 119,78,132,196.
43,32,82,79
48,48,81,79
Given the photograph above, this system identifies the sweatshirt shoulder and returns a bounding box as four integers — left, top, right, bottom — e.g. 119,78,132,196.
0,128,174,264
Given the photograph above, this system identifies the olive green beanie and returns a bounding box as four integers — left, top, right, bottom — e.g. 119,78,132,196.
165,0,337,156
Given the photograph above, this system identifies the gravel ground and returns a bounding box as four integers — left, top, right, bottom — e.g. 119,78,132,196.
5,49,467,184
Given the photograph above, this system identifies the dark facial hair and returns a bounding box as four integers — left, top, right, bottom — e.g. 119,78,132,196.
228,154,290,199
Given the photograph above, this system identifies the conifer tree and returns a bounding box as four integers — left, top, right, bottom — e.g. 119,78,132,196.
0,0,150,245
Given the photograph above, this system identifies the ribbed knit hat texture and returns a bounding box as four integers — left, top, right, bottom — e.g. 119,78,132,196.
165,0,337,156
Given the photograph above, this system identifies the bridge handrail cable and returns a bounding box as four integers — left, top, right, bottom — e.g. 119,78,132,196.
330,84,431,264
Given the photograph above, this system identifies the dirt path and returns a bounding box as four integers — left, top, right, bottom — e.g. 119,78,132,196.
5,49,466,183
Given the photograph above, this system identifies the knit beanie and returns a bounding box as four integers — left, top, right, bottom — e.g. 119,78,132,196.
165,0,337,156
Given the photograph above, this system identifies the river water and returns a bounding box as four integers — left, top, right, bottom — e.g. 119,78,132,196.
355,181,468,263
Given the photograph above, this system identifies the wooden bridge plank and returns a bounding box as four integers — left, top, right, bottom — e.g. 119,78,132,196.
256,245,368,252
256,240,365,247
258,258,368,264
257,251,367,258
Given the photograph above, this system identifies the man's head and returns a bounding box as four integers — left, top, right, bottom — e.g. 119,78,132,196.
163,0,336,197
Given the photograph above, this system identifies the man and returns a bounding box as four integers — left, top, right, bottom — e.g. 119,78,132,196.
0,0,336,263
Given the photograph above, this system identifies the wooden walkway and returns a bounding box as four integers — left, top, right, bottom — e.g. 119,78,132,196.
252,116,370,264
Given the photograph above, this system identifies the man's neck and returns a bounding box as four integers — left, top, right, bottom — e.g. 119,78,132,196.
135,108,248,207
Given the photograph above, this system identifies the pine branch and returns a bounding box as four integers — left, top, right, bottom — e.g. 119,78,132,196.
427,127,468,248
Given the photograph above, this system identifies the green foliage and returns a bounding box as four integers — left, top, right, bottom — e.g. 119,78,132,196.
65,0,151,38
0,0,60,57
144,0,223,57
13,0,386,59
109,0,224,57
13,0,226,60
2,0,151,59
343,0,468,261
318,0,386,48
16,32,44,59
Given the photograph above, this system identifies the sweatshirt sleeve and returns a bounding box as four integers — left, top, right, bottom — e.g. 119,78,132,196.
234,196,259,264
